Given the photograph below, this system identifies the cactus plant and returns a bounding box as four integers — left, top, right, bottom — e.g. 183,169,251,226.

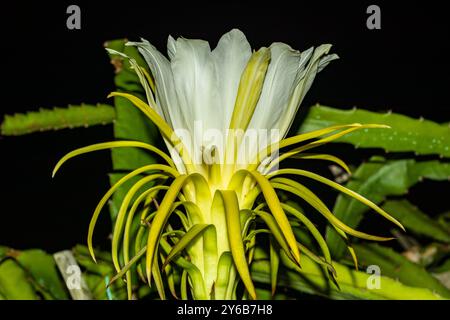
1,30,449,301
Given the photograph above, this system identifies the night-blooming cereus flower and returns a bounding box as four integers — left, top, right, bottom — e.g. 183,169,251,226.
53,29,404,300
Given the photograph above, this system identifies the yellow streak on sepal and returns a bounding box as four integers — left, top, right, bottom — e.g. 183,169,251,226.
146,175,188,283
87,164,177,263
218,190,257,300
269,168,405,231
52,140,175,178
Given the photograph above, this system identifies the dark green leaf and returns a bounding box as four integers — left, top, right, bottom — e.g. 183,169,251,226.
104,39,161,230
16,249,69,299
251,248,445,300
0,259,39,300
382,200,450,243
299,105,450,157
326,158,450,259
105,39,160,173
353,243,450,298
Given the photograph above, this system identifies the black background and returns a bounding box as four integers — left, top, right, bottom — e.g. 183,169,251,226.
1,1,449,252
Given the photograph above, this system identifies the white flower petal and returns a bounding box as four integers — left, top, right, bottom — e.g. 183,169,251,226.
105,48,155,106
211,29,252,131
126,39,187,132
170,37,218,134
247,43,302,132
126,39,189,173
239,43,302,163
167,35,177,61
277,44,339,138
126,31,337,174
